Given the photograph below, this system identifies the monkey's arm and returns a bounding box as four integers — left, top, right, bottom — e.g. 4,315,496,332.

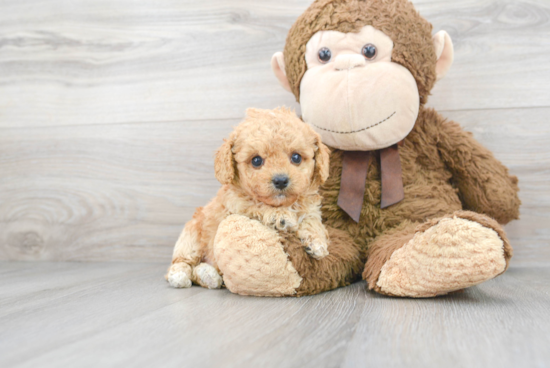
436,116,520,224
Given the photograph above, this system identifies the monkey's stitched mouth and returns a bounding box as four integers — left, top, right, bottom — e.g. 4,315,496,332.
311,111,396,134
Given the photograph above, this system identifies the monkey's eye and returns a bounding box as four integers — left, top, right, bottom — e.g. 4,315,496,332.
318,47,332,63
251,156,264,168
361,44,377,60
291,153,302,164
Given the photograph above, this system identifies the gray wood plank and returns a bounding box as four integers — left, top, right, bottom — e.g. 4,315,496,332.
0,0,302,128
341,267,550,368
0,0,549,129
0,262,548,368
423,0,550,112
0,119,237,262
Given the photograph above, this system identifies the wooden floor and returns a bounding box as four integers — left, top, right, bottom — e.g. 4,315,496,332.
1,1,550,367
1,262,549,368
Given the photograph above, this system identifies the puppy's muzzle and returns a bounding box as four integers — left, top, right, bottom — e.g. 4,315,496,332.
272,175,290,190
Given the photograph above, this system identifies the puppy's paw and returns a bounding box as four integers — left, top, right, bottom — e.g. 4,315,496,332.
166,262,193,288
194,263,223,289
276,216,297,231
269,213,298,232
304,239,329,260
168,271,192,288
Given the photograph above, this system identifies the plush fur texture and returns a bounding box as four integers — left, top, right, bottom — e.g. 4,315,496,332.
376,216,506,297
215,214,303,296
215,214,364,297
320,107,520,245
365,210,513,297
215,107,520,297
298,25,421,151
166,108,332,288
284,0,437,104
322,107,519,296
209,0,521,298
285,226,364,296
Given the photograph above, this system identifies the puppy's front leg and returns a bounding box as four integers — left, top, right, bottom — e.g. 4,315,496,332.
297,215,329,260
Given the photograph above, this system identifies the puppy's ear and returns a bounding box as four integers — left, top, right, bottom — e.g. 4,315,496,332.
312,134,331,186
214,137,235,185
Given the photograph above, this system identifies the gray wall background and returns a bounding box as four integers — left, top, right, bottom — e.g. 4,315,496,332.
1,0,548,264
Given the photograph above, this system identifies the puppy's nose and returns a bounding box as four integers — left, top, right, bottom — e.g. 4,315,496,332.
272,175,289,190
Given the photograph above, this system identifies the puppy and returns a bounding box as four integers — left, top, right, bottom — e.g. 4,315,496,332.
166,107,331,289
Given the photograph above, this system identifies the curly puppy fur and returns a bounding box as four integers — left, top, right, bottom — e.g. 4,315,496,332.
280,0,520,296
166,107,331,288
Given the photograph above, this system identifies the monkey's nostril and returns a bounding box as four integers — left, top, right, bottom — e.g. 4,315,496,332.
272,175,290,190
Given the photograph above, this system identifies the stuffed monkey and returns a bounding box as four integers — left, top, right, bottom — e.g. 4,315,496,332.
214,0,520,297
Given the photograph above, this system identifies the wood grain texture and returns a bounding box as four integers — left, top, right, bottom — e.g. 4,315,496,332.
0,0,549,264
423,0,550,111
0,0,549,128
0,119,237,261
0,262,549,368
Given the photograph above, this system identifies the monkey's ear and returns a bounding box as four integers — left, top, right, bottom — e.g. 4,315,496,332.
433,30,454,81
214,138,235,185
271,52,292,93
312,137,331,186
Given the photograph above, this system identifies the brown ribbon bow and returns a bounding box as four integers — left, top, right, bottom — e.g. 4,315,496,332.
337,144,404,223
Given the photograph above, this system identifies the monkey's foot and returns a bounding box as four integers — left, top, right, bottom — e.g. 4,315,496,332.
214,214,302,297
365,211,512,298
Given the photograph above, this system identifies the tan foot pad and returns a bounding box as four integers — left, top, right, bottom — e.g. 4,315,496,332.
377,217,507,297
214,214,302,297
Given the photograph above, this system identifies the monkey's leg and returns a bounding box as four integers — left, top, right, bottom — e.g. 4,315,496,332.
214,214,363,297
363,211,512,298
287,226,364,296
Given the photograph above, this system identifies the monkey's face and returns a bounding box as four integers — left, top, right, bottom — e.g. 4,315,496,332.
300,26,420,151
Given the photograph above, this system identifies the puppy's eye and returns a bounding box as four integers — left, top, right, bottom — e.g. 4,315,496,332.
361,44,377,60
251,156,264,168
318,47,332,63
291,153,302,164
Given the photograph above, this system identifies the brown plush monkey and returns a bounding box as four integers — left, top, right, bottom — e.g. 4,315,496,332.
214,0,520,297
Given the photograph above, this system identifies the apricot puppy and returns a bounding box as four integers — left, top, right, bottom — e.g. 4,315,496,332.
166,107,331,289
